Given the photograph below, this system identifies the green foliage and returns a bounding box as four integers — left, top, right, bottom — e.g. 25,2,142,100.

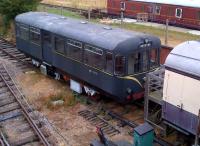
0,0,41,34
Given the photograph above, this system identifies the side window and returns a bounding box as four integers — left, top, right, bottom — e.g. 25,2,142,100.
175,8,182,18
84,45,103,69
141,5,145,12
155,6,161,15
112,1,116,7
16,23,20,37
20,25,29,40
134,52,142,73
43,31,51,46
120,2,125,10
30,27,40,45
115,55,125,76
197,11,200,20
105,52,113,74
67,39,82,61
132,5,135,11
150,48,158,69
55,37,65,54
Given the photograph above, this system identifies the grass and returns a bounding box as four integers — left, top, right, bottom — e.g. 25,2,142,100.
37,4,199,47
37,5,84,19
45,91,77,110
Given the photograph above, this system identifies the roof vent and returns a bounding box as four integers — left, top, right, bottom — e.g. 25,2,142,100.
81,21,87,24
103,26,112,30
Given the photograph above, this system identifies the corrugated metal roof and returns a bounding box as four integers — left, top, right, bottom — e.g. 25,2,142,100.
15,12,160,53
134,0,200,8
165,41,200,77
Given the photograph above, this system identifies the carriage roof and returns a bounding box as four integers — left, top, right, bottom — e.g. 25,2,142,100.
133,0,200,8
15,12,160,54
165,41,200,77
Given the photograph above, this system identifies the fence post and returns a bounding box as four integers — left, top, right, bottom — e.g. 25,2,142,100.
165,19,169,45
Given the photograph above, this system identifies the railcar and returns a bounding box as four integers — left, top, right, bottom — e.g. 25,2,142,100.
15,12,161,103
145,41,200,142
107,0,200,30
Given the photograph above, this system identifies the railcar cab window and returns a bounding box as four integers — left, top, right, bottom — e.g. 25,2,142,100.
30,27,40,45
128,51,150,75
67,39,82,61
55,37,65,54
150,48,158,69
175,8,182,18
20,24,29,40
115,55,125,76
105,52,113,74
84,45,103,69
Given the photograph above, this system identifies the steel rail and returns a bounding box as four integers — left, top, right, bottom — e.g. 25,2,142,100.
0,64,50,146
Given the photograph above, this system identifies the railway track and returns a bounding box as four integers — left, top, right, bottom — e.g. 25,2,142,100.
0,38,32,70
78,98,174,146
0,63,51,146
78,99,143,137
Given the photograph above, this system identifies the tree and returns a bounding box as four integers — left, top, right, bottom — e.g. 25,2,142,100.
0,0,41,35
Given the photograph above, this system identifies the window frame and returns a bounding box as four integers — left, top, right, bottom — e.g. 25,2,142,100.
43,31,52,46
105,52,113,74
149,48,159,69
197,11,200,20
55,36,65,54
175,8,182,18
20,24,29,40
120,2,126,11
15,23,20,37
155,5,161,15
84,44,104,69
66,39,83,61
30,26,41,46
114,54,126,76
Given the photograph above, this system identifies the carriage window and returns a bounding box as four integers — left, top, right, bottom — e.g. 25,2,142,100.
120,2,125,10
55,37,65,54
132,5,135,11
105,52,113,73
20,25,29,40
67,39,82,61
84,45,103,69
115,55,125,76
150,48,158,69
16,23,20,37
175,8,182,18
43,32,51,45
198,11,200,20
155,6,161,15
112,1,116,7
141,5,145,12
30,27,40,45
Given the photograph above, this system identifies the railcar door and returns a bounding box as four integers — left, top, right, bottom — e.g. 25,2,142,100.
42,30,53,64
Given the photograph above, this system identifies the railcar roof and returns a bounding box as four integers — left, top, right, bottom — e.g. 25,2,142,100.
165,41,200,77
15,12,160,52
133,0,200,8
